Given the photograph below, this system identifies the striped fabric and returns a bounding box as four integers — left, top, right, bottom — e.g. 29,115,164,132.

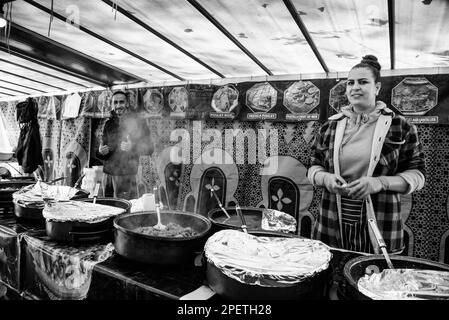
340,197,373,253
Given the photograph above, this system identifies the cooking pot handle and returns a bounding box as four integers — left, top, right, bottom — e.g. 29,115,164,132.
69,229,112,245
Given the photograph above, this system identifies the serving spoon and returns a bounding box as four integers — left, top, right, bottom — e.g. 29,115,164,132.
92,182,100,204
74,173,86,189
210,188,230,221
153,186,166,230
235,203,248,234
47,176,65,185
367,218,394,270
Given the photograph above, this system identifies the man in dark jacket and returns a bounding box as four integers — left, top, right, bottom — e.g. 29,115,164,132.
96,91,153,199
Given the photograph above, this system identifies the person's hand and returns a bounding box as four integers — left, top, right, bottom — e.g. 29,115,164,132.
346,177,383,200
99,144,110,155
120,135,132,152
319,172,347,194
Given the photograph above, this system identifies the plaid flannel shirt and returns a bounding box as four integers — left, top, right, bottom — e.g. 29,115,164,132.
309,107,426,252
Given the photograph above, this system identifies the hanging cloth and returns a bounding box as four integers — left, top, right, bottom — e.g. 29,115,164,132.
97,90,113,118
47,96,60,120
37,96,60,120
61,93,82,119
0,112,13,158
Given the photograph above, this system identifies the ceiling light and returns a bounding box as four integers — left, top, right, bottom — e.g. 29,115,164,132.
0,5,6,29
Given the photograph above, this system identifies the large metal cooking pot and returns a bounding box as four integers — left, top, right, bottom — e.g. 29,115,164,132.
208,206,263,232
342,255,449,300
14,188,90,221
2,176,35,181
0,180,35,202
0,180,36,216
208,206,295,237
207,262,329,300
206,231,330,300
45,197,131,244
113,211,211,265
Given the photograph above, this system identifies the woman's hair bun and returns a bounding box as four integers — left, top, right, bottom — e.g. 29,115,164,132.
361,55,381,71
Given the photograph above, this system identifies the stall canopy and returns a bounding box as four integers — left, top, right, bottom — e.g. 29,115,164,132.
0,0,448,101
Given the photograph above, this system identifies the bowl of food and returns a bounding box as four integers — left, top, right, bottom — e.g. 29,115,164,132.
113,210,212,265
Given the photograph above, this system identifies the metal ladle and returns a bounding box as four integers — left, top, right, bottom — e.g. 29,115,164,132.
235,203,248,234
210,188,230,221
47,176,65,185
74,173,86,189
153,186,166,230
92,182,100,204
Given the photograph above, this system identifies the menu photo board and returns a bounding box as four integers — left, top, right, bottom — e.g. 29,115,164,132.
208,84,241,120
167,86,189,119
141,88,166,119
326,75,447,124
282,80,320,121
186,84,216,120
329,80,349,114
391,77,439,124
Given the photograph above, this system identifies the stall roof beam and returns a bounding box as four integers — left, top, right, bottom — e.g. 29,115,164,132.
0,85,31,95
0,46,106,87
388,0,396,70
0,69,64,90
0,92,14,97
186,0,273,76
1,23,142,86
24,0,184,81
0,58,89,88
0,78,46,93
101,0,225,79
283,0,329,73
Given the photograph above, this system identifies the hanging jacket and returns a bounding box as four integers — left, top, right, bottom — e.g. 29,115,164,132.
96,111,153,176
15,98,44,174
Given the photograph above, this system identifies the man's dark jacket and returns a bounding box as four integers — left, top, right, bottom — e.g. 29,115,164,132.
15,98,43,174
96,112,153,176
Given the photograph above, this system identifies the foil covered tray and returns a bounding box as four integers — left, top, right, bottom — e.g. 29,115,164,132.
204,229,332,287
358,268,449,300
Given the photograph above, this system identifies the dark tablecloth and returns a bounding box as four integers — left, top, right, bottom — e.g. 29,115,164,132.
88,253,208,300
0,215,212,300
0,214,363,301
0,215,44,292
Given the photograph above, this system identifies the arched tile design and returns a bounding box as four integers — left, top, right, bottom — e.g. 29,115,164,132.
258,155,314,236
184,148,238,217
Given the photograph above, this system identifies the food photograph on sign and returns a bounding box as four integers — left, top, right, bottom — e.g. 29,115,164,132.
143,89,164,115
391,77,438,115
126,89,139,112
246,82,278,113
329,80,350,113
168,87,189,115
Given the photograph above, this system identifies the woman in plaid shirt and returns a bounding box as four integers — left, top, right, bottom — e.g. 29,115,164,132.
308,55,426,254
